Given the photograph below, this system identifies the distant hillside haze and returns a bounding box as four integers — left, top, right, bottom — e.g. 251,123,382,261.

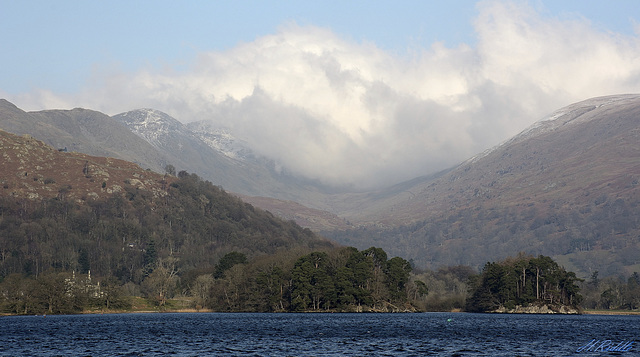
2,95,640,277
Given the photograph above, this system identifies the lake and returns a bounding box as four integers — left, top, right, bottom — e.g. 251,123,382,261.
0,312,637,356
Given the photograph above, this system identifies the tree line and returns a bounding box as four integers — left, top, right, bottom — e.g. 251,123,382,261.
581,270,640,310
198,247,422,312
6,243,640,315
0,246,422,314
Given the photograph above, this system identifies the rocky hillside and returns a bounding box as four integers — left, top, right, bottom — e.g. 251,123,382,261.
0,129,167,203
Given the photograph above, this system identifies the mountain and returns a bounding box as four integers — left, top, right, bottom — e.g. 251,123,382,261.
0,100,347,229
0,100,169,173
185,121,253,162
112,109,340,208
324,94,640,277
0,128,333,279
0,101,338,210
112,109,244,191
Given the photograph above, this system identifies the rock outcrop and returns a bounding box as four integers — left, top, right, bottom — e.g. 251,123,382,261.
493,303,581,314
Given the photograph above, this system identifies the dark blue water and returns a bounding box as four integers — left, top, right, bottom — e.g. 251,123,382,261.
0,313,637,356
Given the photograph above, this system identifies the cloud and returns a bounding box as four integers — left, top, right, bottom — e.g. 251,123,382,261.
11,1,640,189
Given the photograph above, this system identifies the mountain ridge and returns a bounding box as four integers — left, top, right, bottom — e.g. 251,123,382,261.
0,100,170,173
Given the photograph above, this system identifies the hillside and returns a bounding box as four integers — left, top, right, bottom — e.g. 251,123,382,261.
0,129,333,280
236,194,351,232
324,95,640,277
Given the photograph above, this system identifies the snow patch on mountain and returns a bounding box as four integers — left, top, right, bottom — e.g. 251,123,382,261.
467,94,640,164
114,109,255,161
187,122,254,161
115,108,184,149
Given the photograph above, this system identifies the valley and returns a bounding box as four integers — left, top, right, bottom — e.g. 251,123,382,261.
2,95,640,279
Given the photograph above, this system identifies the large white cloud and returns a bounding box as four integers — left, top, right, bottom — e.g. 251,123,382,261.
9,1,640,189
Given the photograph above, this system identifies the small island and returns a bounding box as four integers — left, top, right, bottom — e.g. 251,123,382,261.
465,254,583,314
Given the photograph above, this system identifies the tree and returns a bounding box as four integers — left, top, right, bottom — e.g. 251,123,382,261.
363,247,388,303
143,240,158,277
385,257,412,301
0,274,32,314
31,272,83,314
191,274,214,309
214,252,248,279
78,248,90,274
97,276,130,310
141,257,179,306
255,266,289,311
413,280,429,300
164,164,176,176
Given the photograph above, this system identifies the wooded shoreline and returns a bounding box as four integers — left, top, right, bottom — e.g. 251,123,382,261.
4,307,640,317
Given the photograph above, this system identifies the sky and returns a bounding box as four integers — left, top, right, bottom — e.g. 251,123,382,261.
2,0,640,189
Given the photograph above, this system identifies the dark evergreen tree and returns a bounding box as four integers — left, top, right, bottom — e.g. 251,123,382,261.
78,248,90,274
214,252,248,279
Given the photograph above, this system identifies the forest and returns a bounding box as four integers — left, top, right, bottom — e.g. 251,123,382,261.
1,171,638,314
0,171,331,280
192,247,422,312
0,245,423,314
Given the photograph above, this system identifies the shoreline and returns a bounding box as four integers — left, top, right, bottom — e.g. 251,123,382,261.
4,308,640,317
582,310,640,315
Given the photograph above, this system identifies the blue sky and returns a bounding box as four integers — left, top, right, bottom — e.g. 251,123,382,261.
2,1,640,188
3,0,637,94
3,0,479,93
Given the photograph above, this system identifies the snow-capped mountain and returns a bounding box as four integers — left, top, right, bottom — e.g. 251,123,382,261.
113,109,190,150
113,108,249,189
114,108,256,163
112,109,331,203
